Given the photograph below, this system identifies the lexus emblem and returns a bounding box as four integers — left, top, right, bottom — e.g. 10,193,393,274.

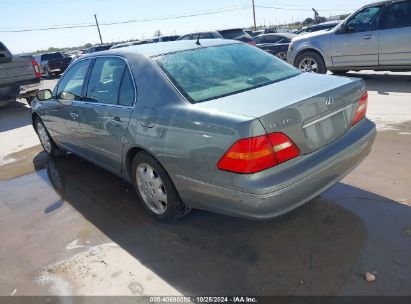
325,97,335,107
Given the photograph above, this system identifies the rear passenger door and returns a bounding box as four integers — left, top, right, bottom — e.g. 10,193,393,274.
379,0,411,65
76,56,136,173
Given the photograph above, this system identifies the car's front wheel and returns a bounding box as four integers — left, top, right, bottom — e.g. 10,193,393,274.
35,118,65,157
132,152,190,222
295,51,326,74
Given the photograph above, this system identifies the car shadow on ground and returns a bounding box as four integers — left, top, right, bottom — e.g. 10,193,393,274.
31,154,411,295
0,99,31,132
345,72,411,95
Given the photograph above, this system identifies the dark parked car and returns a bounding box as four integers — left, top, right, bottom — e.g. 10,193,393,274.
34,52,72,78
295,21,340,35
254,33,296,60
0,41,42,107
218,28,256,45
32,40,375,222
178,29,256,45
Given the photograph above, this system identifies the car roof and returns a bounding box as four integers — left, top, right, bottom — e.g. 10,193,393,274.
82,39,239,58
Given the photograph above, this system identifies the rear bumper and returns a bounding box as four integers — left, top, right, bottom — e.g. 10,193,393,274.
174,119,376,219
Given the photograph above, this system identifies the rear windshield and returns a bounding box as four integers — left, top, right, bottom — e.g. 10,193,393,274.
42,53,64,60
154,43,300,104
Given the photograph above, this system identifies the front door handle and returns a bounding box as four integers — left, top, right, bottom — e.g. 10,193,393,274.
363,34,374,40
111,116,124,127
69,112,79,119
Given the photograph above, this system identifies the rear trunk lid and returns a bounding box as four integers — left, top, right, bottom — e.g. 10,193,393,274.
194,73,366,154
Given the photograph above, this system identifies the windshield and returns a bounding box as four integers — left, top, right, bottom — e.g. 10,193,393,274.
154,43,300,103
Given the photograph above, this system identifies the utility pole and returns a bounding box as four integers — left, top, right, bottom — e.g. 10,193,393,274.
252,0,257,30
94,14,103,44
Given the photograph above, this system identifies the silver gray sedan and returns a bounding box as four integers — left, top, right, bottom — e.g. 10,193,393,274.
32,39,376,222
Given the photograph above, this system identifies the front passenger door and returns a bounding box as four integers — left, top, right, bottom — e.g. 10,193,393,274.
330,5,384,67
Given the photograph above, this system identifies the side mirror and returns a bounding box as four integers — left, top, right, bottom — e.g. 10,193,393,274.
36,89,53,101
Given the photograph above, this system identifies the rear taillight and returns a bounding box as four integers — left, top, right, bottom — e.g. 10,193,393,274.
352,91,368,126
217,133,299,174
31,59,41,79
247,40,257,46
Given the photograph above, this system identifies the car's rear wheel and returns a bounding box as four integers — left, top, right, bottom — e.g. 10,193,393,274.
274,51,287,61
295,51,326,74
131,152,190,222
35,118,65,157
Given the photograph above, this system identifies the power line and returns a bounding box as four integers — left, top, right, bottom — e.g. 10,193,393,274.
0,5,250,33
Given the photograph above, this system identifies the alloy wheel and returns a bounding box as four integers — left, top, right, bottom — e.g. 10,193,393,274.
298,57,318,73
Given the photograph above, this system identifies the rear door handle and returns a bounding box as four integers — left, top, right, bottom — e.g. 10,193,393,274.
363,34,374,40
69,112,79,119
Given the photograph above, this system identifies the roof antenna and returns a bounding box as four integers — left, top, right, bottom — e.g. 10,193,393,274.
196,34,201,46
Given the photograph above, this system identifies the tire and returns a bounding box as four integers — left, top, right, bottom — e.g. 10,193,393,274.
331,70,349,75
25,96,34,105
131,151,190,222
34,118,65,157
45,68,52,79
295,51,327,74
274,51,287,61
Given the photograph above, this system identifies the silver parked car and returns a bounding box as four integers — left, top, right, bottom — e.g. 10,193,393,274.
288,0,411,74
32,40,376,222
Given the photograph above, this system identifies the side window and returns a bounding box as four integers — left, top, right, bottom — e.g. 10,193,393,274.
57,59,91,100
179,35,191,40
254,36,262,44
118,68,135,106
86,57,126,105
385,1,411,28
265,36,280,43
345,5,384,32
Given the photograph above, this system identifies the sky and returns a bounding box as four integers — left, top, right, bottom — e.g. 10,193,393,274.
1,0,370,54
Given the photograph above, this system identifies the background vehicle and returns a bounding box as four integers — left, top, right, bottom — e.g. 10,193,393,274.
295,21,340,35
254,33,296,60
288,0,411,74
218,28,256,45
110,40,153,49
178,29,256,45
34,52,72,78
0,41,41,107
32,40,375,222
85,44,113,53
152,35,180,42
178,31,223,40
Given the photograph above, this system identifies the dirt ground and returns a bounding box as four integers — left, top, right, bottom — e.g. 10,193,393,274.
0,72,410,297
